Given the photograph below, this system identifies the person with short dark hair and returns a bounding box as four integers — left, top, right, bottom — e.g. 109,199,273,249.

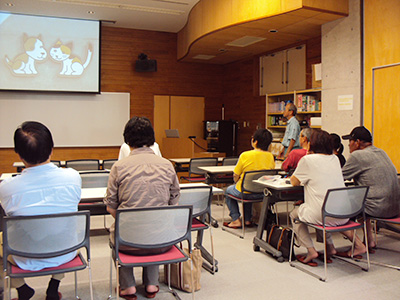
104,116,180,299
290,129,366,266
342,126,400,251
281,128,311,173
0,121,81,300
223,128,275,229
280,102,301,158
330,133,346,167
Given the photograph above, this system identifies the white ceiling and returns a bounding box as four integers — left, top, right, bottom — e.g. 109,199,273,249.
1,0,200,33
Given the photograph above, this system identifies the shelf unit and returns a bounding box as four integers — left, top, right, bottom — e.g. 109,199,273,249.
266,88,322,139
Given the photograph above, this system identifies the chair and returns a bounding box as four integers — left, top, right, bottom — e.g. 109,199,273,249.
364,215,400,270
65,159,100,171
79,170,110,188
222,157,238,166
103,159,118,170
223,169,279,239
79,170,110,230
108,205,194,300
2,211,93,300
180,157,218,183
289,186,370,282
179,185,216,273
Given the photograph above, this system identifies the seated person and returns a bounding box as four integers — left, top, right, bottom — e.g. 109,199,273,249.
0,121,81,300
223,128,275,228
342,126,400,251
290,129,366,266
104,116,180,300
281,128,311,173
330,133,346,167
119,141,162,159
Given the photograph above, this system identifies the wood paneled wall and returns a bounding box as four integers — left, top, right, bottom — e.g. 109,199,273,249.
364,0,400,171
0,26,320,173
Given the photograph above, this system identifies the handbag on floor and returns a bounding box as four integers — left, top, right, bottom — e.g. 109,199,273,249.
266,224,294,259
164,247,202,292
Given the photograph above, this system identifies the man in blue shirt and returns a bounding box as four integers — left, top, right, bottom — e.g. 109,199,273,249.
0,121,81,300
280,102,301,158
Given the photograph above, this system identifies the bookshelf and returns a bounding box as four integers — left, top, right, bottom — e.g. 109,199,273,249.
266,89,322,140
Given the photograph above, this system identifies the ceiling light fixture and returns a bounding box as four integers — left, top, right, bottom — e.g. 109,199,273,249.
5,3,14,6
192,54,215,60
87,10,95,14
39,0,185,15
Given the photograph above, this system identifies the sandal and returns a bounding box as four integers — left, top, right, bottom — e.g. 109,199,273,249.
145,285,159,299
118,287,137,300
317,253,332,264
296,255,318,267
223,221,242,229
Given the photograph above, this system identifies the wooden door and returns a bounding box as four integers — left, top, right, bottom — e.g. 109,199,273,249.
373,65,400,171
170,96,204,140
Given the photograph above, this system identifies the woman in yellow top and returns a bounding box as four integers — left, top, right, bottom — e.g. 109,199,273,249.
223,128,275,228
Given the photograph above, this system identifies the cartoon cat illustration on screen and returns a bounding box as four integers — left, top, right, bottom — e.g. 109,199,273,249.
49,41,92,76
5,34,47,75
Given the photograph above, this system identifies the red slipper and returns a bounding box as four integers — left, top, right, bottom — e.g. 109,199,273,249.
145,285,159,299
223,221,242,229
335,251,363,259
317,253,333,264
118,287,137,300
296,255,318,267
368,247,376,254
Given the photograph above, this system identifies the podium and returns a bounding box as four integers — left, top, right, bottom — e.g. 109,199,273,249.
162,138,224,158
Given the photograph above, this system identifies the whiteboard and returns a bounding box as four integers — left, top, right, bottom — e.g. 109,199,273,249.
0,92,130,147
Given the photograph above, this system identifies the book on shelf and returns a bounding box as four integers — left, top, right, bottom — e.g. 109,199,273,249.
296,94,321,112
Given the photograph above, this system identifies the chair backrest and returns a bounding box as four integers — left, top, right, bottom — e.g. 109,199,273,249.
241,169,280,194
115,206,192,252
189,158,218,176
103,159,118,170
322,186,369,221
179,186,213,218
66,159,100,171
222,157,238,166
80,171,110,188
2,211,90,268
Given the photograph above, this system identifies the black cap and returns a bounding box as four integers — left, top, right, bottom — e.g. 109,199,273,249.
342,126,372,142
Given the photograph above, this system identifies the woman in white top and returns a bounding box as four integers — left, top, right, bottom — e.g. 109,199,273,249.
118,142,162,160
290,129,366,266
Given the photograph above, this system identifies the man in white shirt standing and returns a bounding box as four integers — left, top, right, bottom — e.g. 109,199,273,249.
0,121,81,300
280,102,301,158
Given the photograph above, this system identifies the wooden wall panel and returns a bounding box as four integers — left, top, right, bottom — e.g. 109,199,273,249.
364,0,400,171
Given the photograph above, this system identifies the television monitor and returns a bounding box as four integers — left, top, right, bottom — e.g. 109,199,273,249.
0,12,100,93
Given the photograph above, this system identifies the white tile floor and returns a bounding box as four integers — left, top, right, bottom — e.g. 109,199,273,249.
4,201,400,300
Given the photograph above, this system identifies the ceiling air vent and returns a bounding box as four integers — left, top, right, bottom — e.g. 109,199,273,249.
226,36,266,47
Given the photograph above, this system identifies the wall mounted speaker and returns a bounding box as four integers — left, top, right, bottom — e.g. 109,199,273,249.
135,59,157,72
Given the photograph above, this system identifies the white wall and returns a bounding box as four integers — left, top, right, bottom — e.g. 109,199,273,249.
321,0,361,158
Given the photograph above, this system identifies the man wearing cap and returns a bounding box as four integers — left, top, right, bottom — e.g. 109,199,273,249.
342,126,400,251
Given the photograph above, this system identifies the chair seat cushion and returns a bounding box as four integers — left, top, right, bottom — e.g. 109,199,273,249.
192,218,208,230
309,220,363,231
11,255,86,275
371,215,400,224
119,245,187,265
